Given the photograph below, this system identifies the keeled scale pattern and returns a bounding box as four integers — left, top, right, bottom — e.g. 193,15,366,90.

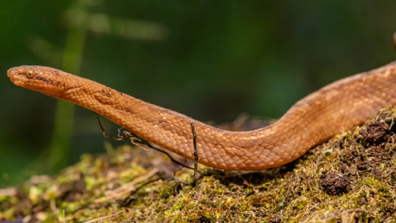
7,61,396,170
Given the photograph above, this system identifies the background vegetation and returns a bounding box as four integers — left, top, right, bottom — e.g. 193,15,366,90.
1,0,395,187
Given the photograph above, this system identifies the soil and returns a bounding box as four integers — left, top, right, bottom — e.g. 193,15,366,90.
2,107,396,222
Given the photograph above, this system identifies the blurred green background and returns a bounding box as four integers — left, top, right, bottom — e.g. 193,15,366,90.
1,0,395,187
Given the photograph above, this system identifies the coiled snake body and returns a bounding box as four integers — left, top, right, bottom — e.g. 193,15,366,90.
7,60,396,170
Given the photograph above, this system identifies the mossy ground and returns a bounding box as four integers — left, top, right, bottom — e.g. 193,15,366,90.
2,107,396,222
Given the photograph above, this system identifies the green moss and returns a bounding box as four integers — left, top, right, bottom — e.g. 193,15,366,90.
3,107,396,222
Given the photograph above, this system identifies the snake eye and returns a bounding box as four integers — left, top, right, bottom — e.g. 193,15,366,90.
26,70,36,79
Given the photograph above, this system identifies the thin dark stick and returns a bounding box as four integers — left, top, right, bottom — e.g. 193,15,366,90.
190,123,199,181
97,117,124,141
132,139,193,170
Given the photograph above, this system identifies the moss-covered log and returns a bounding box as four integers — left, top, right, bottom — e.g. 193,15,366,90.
2,107,396,222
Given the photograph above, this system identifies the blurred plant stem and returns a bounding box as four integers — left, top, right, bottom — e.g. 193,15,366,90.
49,2,88,174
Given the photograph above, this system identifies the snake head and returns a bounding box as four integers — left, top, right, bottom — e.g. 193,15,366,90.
7,65,67,98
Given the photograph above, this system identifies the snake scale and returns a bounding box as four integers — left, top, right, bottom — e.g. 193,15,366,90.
7,37,396,170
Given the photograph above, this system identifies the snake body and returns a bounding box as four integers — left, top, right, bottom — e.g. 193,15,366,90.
7,61,396,170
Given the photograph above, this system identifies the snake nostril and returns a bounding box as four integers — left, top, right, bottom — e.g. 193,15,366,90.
6,68,16,79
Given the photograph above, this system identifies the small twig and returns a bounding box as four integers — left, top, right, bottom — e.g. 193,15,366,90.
191,123,199,181
96,117,193,169
97,117,124,141
95,168,159,203
82,210,125,223
118,177,167,207
131,138,194,170
0,187,17,197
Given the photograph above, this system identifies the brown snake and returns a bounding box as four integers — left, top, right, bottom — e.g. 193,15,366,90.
7,43,396,170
